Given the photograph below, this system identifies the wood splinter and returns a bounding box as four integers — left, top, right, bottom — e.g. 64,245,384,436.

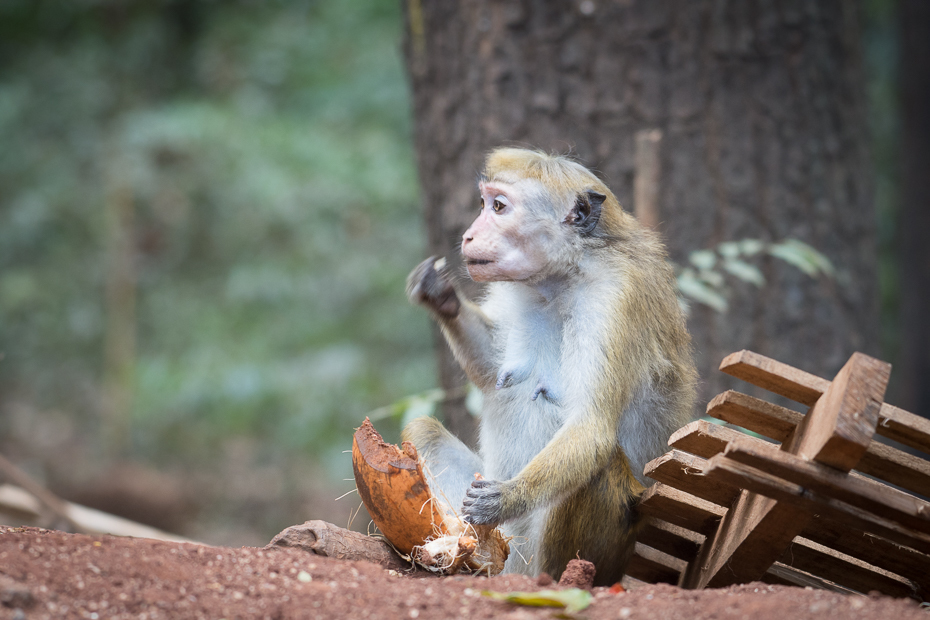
351,418,509,575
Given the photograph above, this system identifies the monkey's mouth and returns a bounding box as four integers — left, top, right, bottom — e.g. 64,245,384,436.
465,258,494,266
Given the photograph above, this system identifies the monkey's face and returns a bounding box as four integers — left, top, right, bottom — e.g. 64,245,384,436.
462,180,565,283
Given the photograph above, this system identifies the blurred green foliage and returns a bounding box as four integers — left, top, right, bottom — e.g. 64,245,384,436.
0,0,433,519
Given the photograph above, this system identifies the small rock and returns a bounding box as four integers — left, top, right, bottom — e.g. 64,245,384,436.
558,559,596,590
535,572,553,587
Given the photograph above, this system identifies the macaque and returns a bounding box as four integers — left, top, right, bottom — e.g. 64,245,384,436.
403,147,696,585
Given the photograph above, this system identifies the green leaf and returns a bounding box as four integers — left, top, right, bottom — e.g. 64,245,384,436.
722,258,765,287
481,589,593,613
739,238,764,256
768,240,834,278
698,269,725,288
717,241,741,259
677,268,728,312
688,249,716,270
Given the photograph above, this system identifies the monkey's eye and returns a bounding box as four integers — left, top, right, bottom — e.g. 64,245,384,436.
492,199,505,213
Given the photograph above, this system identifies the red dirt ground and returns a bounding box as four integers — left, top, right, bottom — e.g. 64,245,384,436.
1,525,925,620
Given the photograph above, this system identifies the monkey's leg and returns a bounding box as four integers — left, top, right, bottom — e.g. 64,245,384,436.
402,416,483,511
540,451,644,586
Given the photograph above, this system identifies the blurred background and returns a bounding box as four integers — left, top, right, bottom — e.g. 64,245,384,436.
0,0,923,546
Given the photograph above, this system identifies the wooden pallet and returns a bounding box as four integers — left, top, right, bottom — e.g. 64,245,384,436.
627,350,930,601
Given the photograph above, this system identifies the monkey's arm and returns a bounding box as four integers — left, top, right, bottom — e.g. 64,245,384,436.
407,257,498,389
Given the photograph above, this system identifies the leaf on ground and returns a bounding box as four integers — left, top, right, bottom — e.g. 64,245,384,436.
481,588,593,613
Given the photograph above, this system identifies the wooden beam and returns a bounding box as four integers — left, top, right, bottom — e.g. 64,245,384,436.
878,404,930,454
638,484,725,537
682,353,890,589
703,455,930,555
778,537,919,599
643,450,740,507
802,514,930,592
722,438,930,534
668,420,762,459
637,518,702,562
719,350,828,406
706,390,803,443
626,543,684,585
785,353,889,470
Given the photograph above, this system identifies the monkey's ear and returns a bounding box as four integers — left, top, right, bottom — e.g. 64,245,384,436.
565,191,606,235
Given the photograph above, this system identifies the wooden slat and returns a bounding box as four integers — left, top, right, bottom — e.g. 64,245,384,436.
778,537,918,599
703,455,930,555
719,349,828,406
643,450,740,507
707,391,930,498
637,518,702,562
722,438,930,534
706,390,802,442
626,543,684,585
802,514,930,591
857,441,930,499
638,484,725,537
762,563,861,595
682,353,888,589
719,350,930,454
668,420,753,458
878,404,930,454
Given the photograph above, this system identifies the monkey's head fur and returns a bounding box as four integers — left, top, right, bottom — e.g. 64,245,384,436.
463,147,637,284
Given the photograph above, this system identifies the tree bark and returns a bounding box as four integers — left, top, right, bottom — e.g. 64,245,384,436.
897,0,930,419
402,0,879,437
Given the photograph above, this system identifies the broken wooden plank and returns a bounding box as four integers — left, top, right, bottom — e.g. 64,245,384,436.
802,514,930,592
719,350,828,406
681,353,890,590
643,450,740,507
703,455,930,556
626,543,684,585
722,438,930,534
637,484,725,537
637,518,702,562
706,390,803,443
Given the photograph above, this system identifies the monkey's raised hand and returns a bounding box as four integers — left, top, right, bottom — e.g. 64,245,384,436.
406,256,461,318
462,478,510,525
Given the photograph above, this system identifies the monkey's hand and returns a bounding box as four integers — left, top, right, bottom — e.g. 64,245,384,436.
406,256,461,318
462,479,521,525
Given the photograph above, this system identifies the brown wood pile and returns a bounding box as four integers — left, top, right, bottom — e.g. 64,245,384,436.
628,350,930,601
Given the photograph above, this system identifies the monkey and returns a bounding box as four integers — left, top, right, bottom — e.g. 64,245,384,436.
403,147,696,585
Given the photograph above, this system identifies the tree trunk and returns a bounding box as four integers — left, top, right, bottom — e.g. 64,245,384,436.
896,0,930,419
403,0,879,439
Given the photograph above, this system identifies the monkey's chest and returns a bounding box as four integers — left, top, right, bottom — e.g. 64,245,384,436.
481,320,567,479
